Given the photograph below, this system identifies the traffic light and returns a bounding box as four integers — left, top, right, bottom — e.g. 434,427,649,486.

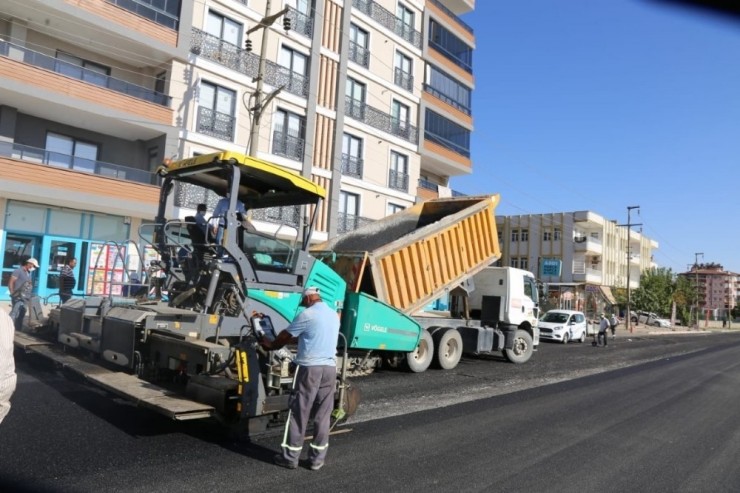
283,16,291,32
245,37,253,52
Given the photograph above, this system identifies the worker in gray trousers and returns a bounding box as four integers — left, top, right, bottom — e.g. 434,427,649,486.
260,286,340,471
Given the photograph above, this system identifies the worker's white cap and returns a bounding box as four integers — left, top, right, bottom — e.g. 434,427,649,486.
303,286,320,297
26,258,39,268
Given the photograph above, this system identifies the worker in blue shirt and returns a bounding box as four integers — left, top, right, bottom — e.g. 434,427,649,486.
260,286,340,471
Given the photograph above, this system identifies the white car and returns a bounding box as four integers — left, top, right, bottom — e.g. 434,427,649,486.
539,310,588,344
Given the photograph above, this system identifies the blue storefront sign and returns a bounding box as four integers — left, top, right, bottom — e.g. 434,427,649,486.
540,258,562,277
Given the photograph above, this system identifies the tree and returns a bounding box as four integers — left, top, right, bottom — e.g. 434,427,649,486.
630,267,694,324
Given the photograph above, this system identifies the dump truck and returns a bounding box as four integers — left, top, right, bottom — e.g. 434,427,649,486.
313,196,540,374
14,151,538,432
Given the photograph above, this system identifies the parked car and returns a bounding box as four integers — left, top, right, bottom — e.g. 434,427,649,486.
631,310,671,327
539,310,588,344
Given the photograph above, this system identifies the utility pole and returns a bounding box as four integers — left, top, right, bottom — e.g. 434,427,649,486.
694,252,704,329
621,206,641,333
245,0,290,157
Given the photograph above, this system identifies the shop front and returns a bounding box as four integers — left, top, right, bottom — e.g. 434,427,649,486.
542,283,617,321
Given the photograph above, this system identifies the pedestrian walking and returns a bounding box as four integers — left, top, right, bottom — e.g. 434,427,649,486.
260,286,340,471
609,313,619,340
59,257,77,303
598,314,609,347
0,309,17,424
8,258,38,332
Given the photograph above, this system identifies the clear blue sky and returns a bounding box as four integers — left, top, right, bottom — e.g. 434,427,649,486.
453,0,740,274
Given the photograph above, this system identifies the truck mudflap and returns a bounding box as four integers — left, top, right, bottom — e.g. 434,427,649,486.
14,332,215,421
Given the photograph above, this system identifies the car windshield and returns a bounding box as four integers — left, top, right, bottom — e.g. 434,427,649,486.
542,312,569,323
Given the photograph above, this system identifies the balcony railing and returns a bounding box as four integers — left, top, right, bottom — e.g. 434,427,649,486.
424,130,470,157
190,28,309,98
418,178,439,191
0,40,171,106
388,169,409,192
428,0,473,33
348,41,370,68
0,141,155,185
344,97,418,144
337,212,375,234
196,106,235,141
106,0,180,30
272,130,305,161
394,67,414,92
428,39,473,74
341,154,363,178
286,6,314,38
423,83,471,115
352,0,422,48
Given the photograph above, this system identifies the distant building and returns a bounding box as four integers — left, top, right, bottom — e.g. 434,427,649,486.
495,211,659,319
678,264,738,319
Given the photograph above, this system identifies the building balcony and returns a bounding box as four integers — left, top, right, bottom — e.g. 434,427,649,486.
427,0,474,35
432,0,475,16
424,130,470,158
344,97,419,144
573,211,605,227
106,0,180,30
417,178,439,200
348,41,370,68
190,28,309,98
630,254,641,265
337,212,375,234
0,141,155,185
352,0,422,49
394,67,414,92
572,261,603,284
272,130,305,161
388,169,409,192
341,154,363,178
196,106,235,142
423,83,471,116
285,6,314,38
251,205,301,228
428,39,472,74
1,40,170,106
573,234,603,254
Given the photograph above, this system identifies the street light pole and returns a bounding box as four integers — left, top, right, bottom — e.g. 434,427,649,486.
245,0,289,157
694,252,704,329
624,205,641,333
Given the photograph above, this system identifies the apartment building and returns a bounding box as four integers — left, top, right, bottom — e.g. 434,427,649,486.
0,0,475,301
496,211,659,318
679,264,738,319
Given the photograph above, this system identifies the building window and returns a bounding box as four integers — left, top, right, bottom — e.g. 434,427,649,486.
391,100,411,138
521,229,529,242
278,46,308,96
428,19,473,73
544,231,552,241
511,230,519,242
154,71,167,95
45,132,99,173
511,258,520,269
554,228,561,241
341,133,363,178
424,110,470,157
396,3,415,42
387,203,405,215
338,191,360,233
197,81,236,141
349,23,370,68
520,258,529,270
272,109,305,161
55,51,110,87
425,65,471,114
346,77,367,120
205,10,241,45
394,51,413,91
389,151,409,192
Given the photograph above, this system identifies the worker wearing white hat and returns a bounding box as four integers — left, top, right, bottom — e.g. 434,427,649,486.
8,258,38,332
260,286,340,471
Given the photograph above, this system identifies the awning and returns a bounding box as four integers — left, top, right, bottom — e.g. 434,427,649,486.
600,286,618,305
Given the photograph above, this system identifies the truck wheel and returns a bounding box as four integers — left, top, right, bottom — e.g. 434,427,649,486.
503,329,533,364
406,330,434,373
432,328,463,370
